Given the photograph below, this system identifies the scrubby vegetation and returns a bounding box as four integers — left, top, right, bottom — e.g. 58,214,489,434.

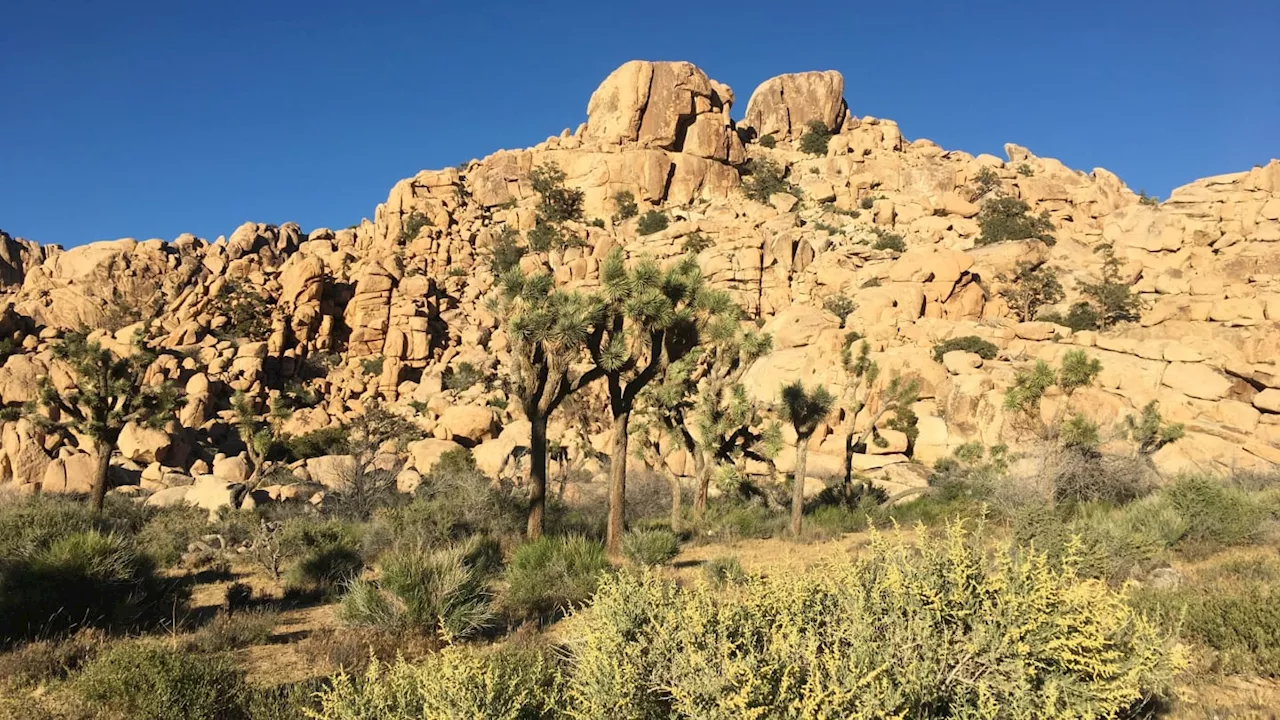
610,190,638,222
931,334,998,362
870,226,906,251
741,157,796,203
636,209,669,235
976,195,1056,245
798,120,833,155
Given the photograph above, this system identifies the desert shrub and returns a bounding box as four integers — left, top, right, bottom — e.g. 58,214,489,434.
442,361,484,391
1138,190,1160,206
569,524,1182,718
1078,243,1143,328
527,221,561,252
870,227,906,252
621,529,679,567
636,209,669,236
136,506,209,567
1045,447,1154,504
211,280,272,341
805,502,869,538
242,679,325,720
359,356,384,376
75,643,248,720
822,293,855,327
741,158,796,203
1040,301,1101,331
280,517,365,597
1164,475,1269,549
975,195,1055,246
697,501,785,541
338,536,497,643
283,425,350,461
502,535,609,621
488,225,526,276
368,449,524,553
798,120,832,156
311,643,563,720
0,627,106,690
702,556,746,586
931,335,998,363
859,194,880,210
681,231,712,254
398,211,432,243
611,190,638,222
1006,262,1064,322
757,133,776,148
186,609,278,653
1133,577,1280,676
1017,163,1035,177
971,167,1001,199
528,162,583,223
0,530,179,647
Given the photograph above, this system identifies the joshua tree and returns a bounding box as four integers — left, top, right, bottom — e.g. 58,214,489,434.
33,330,182,512
493,268,602,539
779,380,835,535
330,399,421,520
231,391,273,489
591,248,730,554
835,336,920,498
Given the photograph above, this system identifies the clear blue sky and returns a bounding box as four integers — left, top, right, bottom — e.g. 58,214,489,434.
2,0,1277,248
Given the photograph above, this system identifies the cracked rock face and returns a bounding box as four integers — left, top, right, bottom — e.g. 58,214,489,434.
745,70,848,140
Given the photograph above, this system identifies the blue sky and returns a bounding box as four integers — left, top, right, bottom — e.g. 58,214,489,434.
2,1,1277,248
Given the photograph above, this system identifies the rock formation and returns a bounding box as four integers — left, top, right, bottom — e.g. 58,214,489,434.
1,59,1277,513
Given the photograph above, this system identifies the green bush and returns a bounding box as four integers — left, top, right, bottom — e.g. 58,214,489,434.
698,501,785,541
798,120,833,156
76,643,247,720
822,293,855,327
805,503,869,538
1133,576,1280,676
568,524,1181,718
442,361,484,391
0,530,179,647
870,227,906,252
1040,301,1101,331
283,425,350,461
398,211,432,243
1138,190,1160,206
1165,475,1269,549
136,506,209,567
621,529,679,566
339,537,497,643
931,335,998,362
702,556,746,586
502,535,609,621
360,356,384,376
975,195,1055,246
742,158,796,203
681,231,712,254
311,643,563,720
529,162,584,223
280,518,365,597
636,209,669,236
186,609,278,653
488,225,526,276
859,194,879,210
611,190,638,222
1078,243,1143,328
0,627,106,691
758,133,776,149
971,167,1001,199
1006,262,1064,322
211,280,272,342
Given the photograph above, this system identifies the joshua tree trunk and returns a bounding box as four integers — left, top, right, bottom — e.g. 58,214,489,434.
790,440,809,535
606,408,630,555
527,414,549,540
90,439,112,513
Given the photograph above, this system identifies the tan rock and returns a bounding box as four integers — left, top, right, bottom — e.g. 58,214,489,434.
438,405,494,443
472,437,517,478
744,71,847,140
408,438,465,474
867,428,909,455
1161,362,1232,401
117,422,172,464
305,455,357,490
1254,388,1280,414
942,350,983,374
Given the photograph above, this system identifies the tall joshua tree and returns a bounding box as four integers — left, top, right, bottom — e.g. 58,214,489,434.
591,249,728,554
837,335,920,497
779,380,835,535
494,268,602,539
34,330,183,512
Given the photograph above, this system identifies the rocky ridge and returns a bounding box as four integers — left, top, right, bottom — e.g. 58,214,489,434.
2,59,1278,510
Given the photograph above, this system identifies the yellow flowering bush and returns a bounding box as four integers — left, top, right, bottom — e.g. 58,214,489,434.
568,523,1183,719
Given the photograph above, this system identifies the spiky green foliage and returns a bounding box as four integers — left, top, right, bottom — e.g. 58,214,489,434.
338,537,497,643
1004,351,1102,444
758,133,776,148
569,524,1183,718
821,293,855,328
592,248,731,551
1006,262,1065,322
636,210,669,236
975,195,1055,246
1058,349,1103,396
231,391,274,488
33,331,183,511
621,528,679,567
780,380,835,534
502,535,609,621
493,267,603,538
1123,401,1184,456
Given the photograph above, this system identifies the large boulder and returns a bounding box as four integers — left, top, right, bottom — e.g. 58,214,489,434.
117,422,172,464
305,455,357,490
744,71,848,140
408,438,465,475
438,405,495,443
41,451,98,494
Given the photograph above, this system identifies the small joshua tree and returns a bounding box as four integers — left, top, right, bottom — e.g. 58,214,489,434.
779,381,835,535
33,330,183,512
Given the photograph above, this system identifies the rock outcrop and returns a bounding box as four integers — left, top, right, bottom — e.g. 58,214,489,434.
0,58,1277,507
